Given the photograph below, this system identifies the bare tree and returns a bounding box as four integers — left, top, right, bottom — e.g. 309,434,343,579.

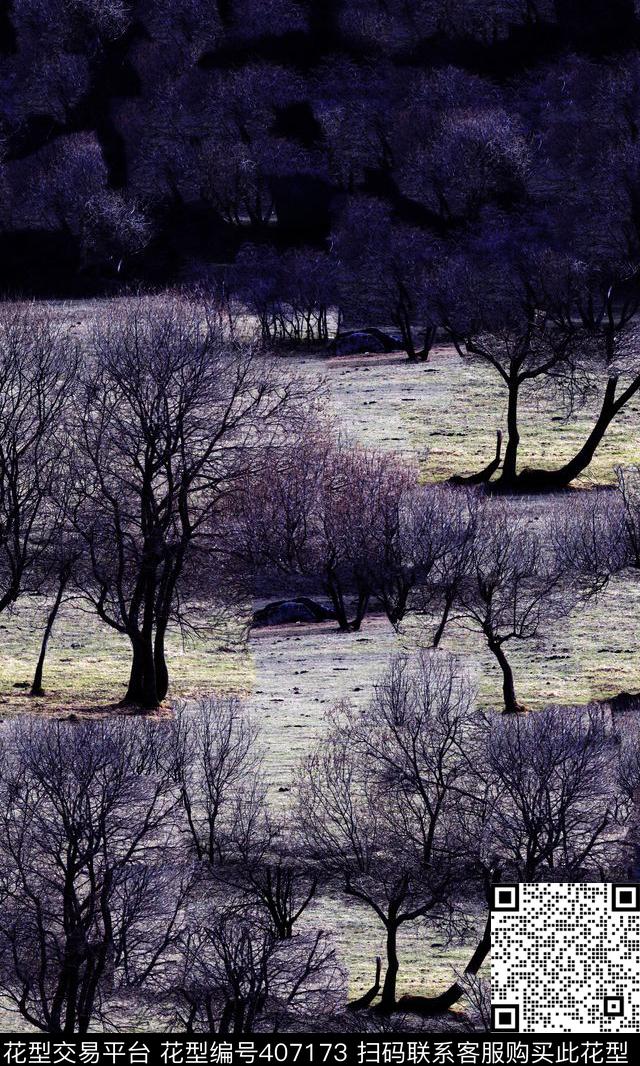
369,484,479,643
297,652,476,1013
456,497,574,713
232,245,337,347
403,699,629,1019
167,901,343,1034
618,717,640,878
616,466,640,568
6,132,150,277
29,533,82,697
167,695,319,941
328,446,419,629
458,973,491,1032
511,261,640,492
167,695,265,866
73,299,305,708
231,430,429,632
437,247,583,489
554,484,640,709
552,488,626,596
25,450,85,697
366,483,451,629
0,717,190,1034
0,307,77,620
482,704,627,879
332,198,438,362
230,817,320,943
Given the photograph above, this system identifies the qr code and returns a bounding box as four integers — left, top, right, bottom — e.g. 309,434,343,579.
491,883,640,1033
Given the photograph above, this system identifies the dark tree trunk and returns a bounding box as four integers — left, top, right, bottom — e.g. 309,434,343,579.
64,967,80,1035
450,430,502,486
76,955,104,1037
326,575,351,632
494,371,640,493
154,620,169,702
397,308,416,361
326,574,370,632
139,635,160,709
382,577,412,628
409,325,437,362
219,999,234,1035
123,633,160,709
487,637,523,714
123,640,145,704
404,335,417,361
508,376,621,492
416,325,438,362
347,956,382,1010
497,377,521,488
351,588,370,631
379,920,400,1012
432,591,454,648
233,1000,247,1035
183,1001,198,1034
30,569,70,696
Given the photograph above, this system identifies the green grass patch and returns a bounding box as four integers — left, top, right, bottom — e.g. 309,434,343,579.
0,600,253,718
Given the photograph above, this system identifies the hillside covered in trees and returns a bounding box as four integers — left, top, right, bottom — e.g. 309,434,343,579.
2,0,640,297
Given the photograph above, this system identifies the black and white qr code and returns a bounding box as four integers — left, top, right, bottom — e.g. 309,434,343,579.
491,883,640,1033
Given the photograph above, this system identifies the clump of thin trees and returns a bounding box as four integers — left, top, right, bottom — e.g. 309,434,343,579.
232,439,607,713
0,704,343,1035
5,2,640,498
0,654,636,1033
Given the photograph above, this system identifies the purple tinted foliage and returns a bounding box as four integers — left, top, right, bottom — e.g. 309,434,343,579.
1,0,640,298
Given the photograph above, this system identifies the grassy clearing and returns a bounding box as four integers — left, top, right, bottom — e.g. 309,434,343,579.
0,600,252,719
37,303,640,484
308,345,640,484
305,894,487,1002
249,619,400,788
406,347,640,485
408,571,640,713
1,338,638,744
248,570,640,791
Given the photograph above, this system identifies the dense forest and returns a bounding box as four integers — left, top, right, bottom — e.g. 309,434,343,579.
2,0,640,298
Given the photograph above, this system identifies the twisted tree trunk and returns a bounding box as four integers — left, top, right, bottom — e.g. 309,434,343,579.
487,636,524,714
347,957,382,1011
379,919,400,1012
508,376,622,492
492,372,640,492
432,591,455,648
450,431,502,486
123,631,160,709
499,377,521,488
154,619,170,702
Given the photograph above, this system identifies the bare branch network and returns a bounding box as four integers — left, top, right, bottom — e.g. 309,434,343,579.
0,659,637,1033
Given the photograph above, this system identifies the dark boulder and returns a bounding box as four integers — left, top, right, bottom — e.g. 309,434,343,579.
251,597,337,628
330,328,402,357
609,691,640,714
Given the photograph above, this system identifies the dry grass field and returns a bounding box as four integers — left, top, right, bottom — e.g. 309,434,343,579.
311,344,640,483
